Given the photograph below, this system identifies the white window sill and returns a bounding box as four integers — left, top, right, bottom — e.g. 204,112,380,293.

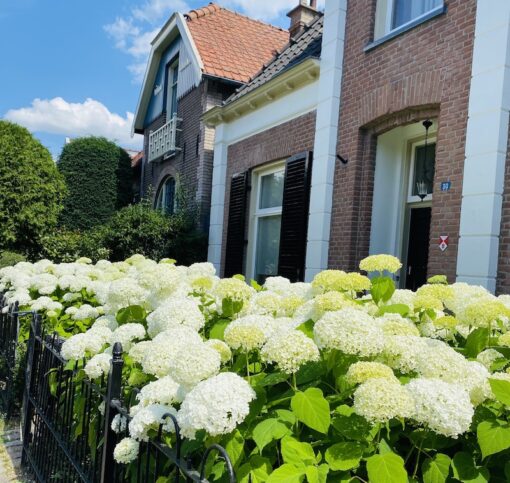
365,5,447,52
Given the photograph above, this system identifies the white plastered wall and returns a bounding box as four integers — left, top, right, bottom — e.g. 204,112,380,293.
456,0,510,292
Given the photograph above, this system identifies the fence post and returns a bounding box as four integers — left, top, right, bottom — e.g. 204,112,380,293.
21,312,41,467
100,342,124,483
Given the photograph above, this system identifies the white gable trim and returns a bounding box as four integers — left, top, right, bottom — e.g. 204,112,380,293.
132,13,203,134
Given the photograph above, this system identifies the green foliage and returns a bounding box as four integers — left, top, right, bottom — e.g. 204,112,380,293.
58,136,132,230
0,251,26,268
0,120,66,254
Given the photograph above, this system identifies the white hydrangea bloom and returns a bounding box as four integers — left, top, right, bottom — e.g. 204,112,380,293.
30,297,63,312
146,298,204,337
104,278,148,314
381,336,429,373
111,414,128,434
477,349,505,370
406,378,474,438
72,304,100,321
204,339,232,363
110,323,146,349
93,315,118,331
346,361,396,385
168,343,221,386
136,376,186,406
128,341,153,364
129,404,176,441
388,289,415,311
263,277,291,295
30,273,58,295
61,332,105,360
314,308,385,357
84,353,112,379
177,373,255,439
261,330,320,374
62,292,82,303
113,437,139,464
353,378,414,423
375,313,420,337
224,315,274,351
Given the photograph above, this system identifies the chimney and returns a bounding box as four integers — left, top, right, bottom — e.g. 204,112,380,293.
287,0,319,40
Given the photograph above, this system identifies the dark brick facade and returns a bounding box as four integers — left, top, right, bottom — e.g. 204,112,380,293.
141,79,235,232
329,0,477,282
221,111,317,275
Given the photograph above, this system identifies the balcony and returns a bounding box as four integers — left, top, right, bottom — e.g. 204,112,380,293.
148,115,182,162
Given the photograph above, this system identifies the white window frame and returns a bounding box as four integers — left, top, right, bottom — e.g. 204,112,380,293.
406,137,437,204
246,162,286,281
382,0,444,37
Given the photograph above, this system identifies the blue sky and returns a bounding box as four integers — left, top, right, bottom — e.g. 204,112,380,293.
0,0,321,159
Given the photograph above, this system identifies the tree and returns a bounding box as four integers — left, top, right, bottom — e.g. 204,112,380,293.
0,120,66,254
58,137,133,230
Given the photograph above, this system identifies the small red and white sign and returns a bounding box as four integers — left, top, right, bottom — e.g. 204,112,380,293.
439,235,449,252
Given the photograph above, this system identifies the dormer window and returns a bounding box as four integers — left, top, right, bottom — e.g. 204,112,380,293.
164,57,179,117
374,0,444,41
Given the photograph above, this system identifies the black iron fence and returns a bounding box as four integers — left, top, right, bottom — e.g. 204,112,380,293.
0,304,236,482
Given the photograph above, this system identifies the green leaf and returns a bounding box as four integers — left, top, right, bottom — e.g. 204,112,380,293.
305,465,329,483
291,388,330,434
325,442,363,471
252,418,291,452
489,378,510,406
451,452,489,483
376,304,410,317
116,305,146,324
275,409,296,425
331,405,372,441
366,453,407,483
222,297,243,317
296,320,314,339
258,371,289,387
128,367,149,387
477,420,510,458
250,279,262,291
281,437,316,467
266,464,305,483
370,276,395,305
237,456,272,483
209,319,230,341
465,328,490,357
422,454,451,483
224,429,245,469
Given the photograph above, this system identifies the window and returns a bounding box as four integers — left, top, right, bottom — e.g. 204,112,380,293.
248,165,285,284
407,140,436,203
164,58,179,116
374,0,443,40
155,177,176,214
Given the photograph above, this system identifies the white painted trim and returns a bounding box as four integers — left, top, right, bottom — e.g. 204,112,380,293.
457,0,510,292
304,0,347,281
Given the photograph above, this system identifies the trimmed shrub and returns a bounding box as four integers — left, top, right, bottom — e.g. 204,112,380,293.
58,137,132,230
0,251,26,268
0,120,66,254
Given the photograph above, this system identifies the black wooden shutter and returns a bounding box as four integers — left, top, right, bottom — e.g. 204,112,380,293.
278,151,313,282
224,172,249,277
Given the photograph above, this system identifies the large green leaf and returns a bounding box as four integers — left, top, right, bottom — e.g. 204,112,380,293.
477,420,510,459
366,453,407,483
281,437,316,467
465,328,490,357
252,418,291,452
370,276,395,305
376,304,410,317
116,304,146,324
325,442,363,471
237,456,272,483
209,319,230,341
296,320,314,339
305,464,329,483
224,429,245,469
451,452,489,483
266,464,305,483
332,405,372,441
422,454,451,483
489,378,510,406
291,388,330,434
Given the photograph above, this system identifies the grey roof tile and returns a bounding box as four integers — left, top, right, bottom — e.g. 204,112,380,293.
225,14,324,104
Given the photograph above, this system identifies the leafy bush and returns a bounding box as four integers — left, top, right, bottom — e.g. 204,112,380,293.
0,120,66,254
3,254,510,481
0,251,26,268
58,137,132,230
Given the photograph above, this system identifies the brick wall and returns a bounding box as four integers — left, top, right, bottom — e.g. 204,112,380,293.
496,120,510,294
141,79,235,232
330,0,477,282
220,111,317,274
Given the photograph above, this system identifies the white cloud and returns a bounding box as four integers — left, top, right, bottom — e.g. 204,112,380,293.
132,0,190,23
221,0,325,21
4,98,142,149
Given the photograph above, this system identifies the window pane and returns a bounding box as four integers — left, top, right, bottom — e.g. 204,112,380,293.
255,215,281,283
412,143,436,196
259,170,284,209
164,178,175,214
392,0,441,29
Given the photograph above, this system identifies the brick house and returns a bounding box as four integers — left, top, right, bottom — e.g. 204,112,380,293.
206,0,510,293
132,4,289,232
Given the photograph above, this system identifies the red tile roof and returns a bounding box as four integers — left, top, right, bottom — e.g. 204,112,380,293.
185,3,290,83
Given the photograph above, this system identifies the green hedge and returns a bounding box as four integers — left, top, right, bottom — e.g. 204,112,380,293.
58,137,132,230
0,120,66,255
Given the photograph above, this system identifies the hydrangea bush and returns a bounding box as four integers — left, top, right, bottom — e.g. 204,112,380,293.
2,254,510,482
